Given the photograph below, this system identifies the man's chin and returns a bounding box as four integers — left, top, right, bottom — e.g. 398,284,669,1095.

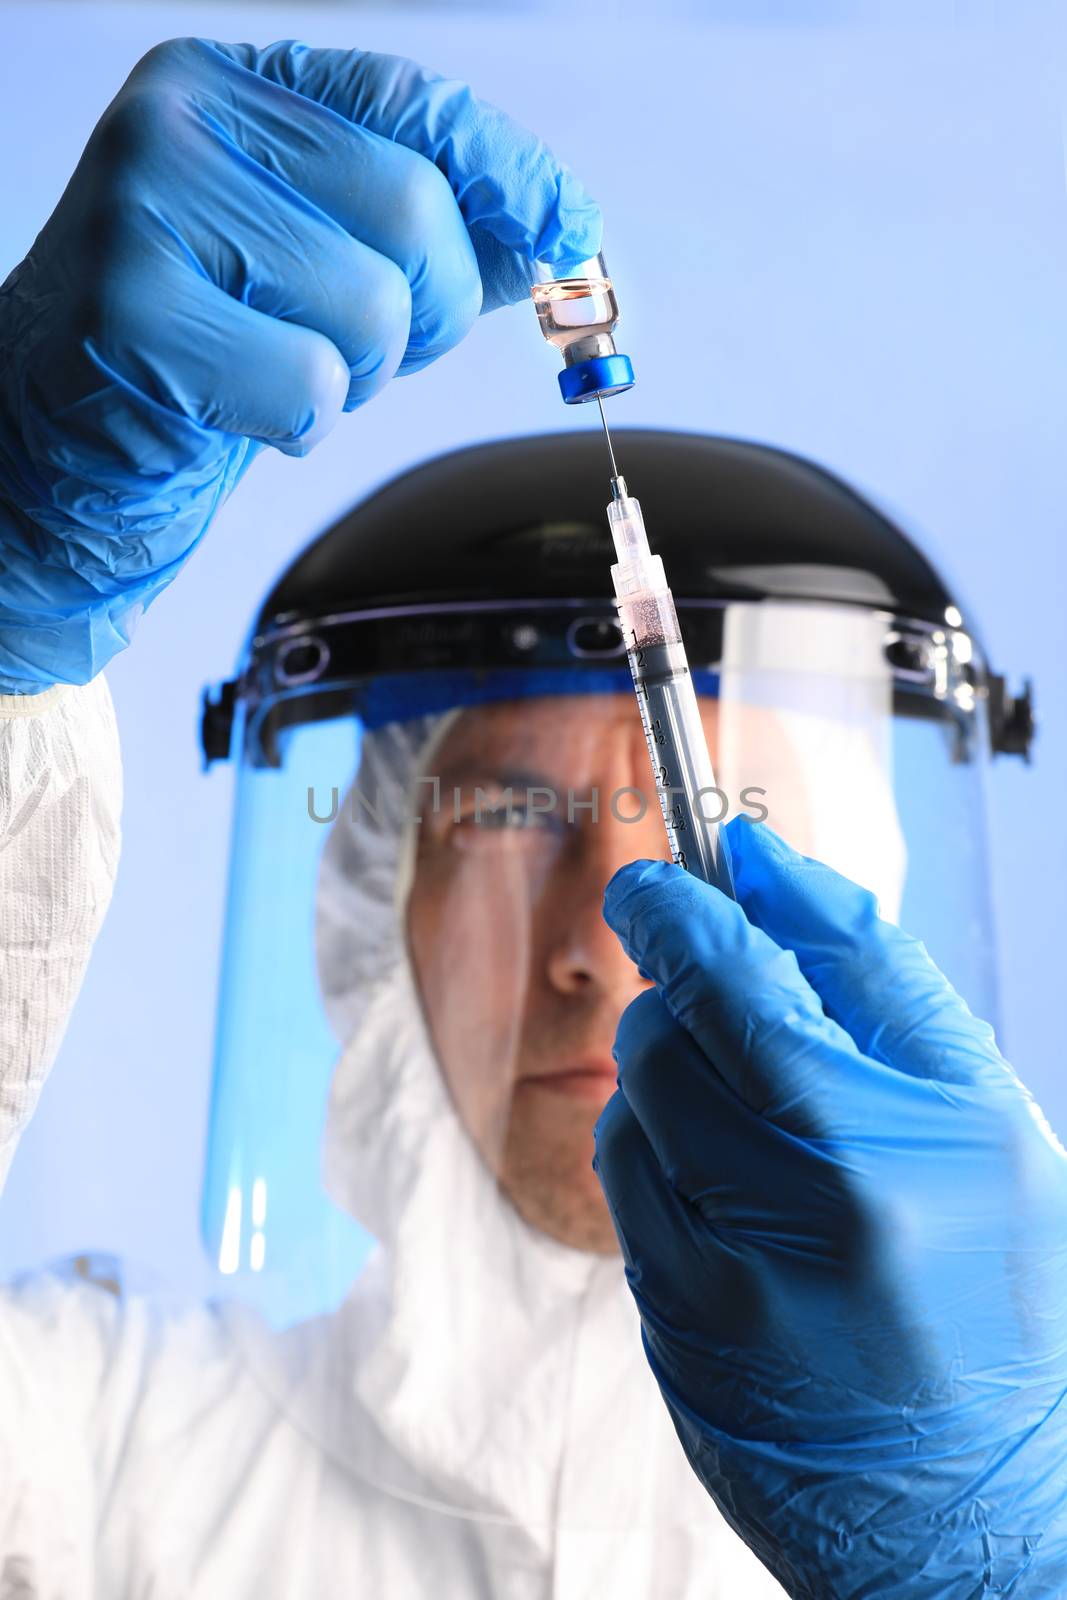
506,1187,621,1255
498,1141,621,1255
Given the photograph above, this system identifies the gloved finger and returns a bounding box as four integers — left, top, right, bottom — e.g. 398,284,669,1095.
105,264,351,455
603,857,862,1125
593,1085,768,1350
111,42,476,373
606,868,1044,1224
610,987,856,1218
161,164,415,409
725,818,1005,1087
204,40,602,313
609,979,1006,1273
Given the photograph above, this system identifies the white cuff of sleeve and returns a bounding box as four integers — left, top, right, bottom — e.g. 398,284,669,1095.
0,684,71,717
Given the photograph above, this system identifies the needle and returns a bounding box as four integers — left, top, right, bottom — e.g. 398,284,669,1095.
596,393,627,500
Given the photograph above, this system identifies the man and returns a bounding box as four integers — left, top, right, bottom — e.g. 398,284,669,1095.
1,37,1065,1599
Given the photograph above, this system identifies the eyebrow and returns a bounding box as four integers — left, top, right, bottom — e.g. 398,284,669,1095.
434,763,558,793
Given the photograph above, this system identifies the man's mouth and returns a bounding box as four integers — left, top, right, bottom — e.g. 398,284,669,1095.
521,1054,619,1101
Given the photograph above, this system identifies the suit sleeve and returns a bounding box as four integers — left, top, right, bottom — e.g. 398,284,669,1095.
0,676,122,1189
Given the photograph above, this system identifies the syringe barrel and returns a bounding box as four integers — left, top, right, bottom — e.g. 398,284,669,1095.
608,495,734,896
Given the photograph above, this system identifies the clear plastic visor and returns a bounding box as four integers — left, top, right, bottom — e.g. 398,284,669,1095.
200,598,994,1556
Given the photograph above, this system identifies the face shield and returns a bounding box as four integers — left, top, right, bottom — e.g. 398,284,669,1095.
200,573,996,1555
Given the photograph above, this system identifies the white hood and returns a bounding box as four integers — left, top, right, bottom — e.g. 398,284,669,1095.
314,712,712,1538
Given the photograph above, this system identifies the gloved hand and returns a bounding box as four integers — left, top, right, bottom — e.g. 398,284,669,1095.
594,819,1067,1600
0,40,599,692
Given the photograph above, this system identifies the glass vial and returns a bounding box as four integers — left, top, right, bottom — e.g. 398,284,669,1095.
531,251,620,361
530,250,635,404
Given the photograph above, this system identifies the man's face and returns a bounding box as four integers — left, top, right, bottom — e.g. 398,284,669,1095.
407,693,720,1254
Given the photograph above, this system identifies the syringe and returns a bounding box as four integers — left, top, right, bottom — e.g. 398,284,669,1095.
529,254,733,892
597,400,735,895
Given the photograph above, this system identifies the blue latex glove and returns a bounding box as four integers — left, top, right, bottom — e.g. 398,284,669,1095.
0,39,599,691
594,819,1067,1600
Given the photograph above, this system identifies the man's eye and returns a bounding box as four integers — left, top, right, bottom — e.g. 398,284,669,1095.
462,802,556,831
443,792,568,852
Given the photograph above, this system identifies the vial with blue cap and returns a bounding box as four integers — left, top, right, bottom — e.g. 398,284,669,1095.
531,250,635,404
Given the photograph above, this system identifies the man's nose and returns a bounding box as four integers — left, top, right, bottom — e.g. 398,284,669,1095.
544,804,666,1002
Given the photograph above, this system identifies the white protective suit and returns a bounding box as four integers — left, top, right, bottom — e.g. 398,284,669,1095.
0,678,791,1599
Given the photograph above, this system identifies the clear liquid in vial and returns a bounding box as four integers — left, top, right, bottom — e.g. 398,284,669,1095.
531,277,618,350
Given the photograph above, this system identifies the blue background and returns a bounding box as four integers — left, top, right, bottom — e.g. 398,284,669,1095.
0,0,1063,1297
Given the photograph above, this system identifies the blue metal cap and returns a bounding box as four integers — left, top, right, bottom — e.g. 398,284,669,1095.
558,352,635,405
